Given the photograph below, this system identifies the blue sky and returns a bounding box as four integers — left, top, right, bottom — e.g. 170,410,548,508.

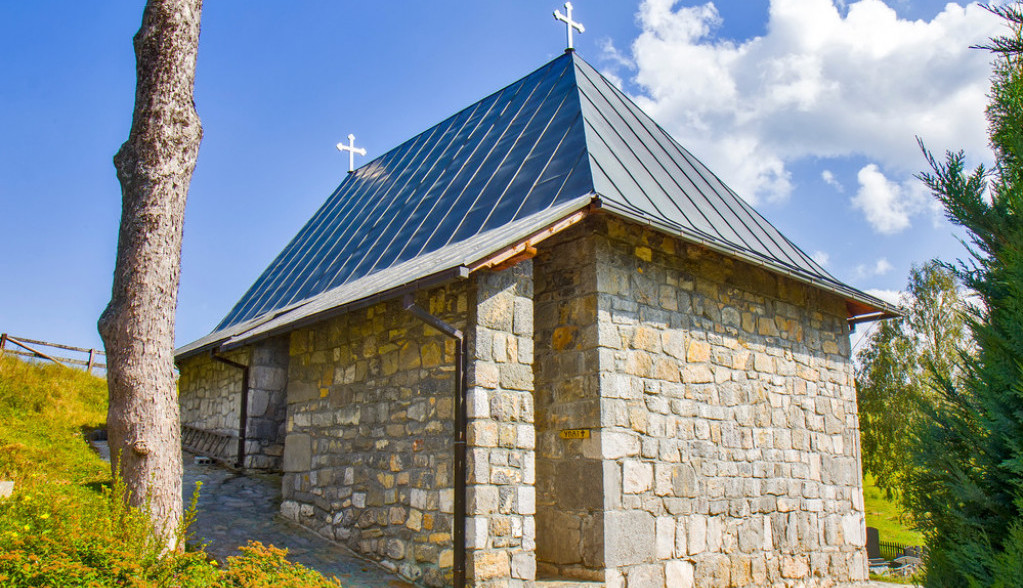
0,1,1002,352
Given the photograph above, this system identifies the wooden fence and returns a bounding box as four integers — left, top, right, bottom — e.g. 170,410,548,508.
0,333,105,375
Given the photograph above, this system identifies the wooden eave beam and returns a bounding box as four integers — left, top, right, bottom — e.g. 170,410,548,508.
469,206,593,272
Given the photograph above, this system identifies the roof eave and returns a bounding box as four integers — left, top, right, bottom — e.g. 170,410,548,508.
175,195,599,361
591,196,901,323
217,264,472,353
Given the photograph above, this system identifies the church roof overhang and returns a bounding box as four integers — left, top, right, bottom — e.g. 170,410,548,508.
176,192,897,361
176,195,596,360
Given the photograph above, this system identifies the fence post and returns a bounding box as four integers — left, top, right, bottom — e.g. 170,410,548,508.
87,349,95,375
0,333,7,359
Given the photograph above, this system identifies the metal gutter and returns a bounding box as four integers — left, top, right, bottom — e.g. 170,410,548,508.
401,293,468,588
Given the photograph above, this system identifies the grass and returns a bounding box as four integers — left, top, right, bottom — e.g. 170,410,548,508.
863,474,926,585
863,473,925,546
0,355,108,486
0,355,342,587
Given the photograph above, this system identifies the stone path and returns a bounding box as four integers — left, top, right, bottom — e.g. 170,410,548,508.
183,459,414,587
93,442,410,587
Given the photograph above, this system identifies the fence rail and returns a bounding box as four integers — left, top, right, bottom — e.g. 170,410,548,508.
0,333,105,375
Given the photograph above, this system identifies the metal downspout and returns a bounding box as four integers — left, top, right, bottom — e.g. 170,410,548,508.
403,294,467,588
211,352,249,469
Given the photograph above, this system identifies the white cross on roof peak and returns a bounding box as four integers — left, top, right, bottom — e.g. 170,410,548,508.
553,2,584,51
336,133,367,173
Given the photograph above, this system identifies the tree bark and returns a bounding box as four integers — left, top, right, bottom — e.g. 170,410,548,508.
98,0,203,547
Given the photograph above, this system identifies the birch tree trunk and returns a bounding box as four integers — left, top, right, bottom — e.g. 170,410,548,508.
98,0,203,546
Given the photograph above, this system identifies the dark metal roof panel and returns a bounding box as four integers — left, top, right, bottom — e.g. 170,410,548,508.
216,53,590,330
176,195,595,357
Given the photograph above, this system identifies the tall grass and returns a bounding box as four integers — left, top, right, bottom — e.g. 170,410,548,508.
0,355,107,485
0,355,341,587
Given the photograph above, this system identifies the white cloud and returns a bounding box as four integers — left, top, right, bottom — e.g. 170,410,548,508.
852,164,909,232
821,169,843,191
855,256,896,279
874,257,894,275
811,250,830,267
615,0,1000,203
851,163,932,233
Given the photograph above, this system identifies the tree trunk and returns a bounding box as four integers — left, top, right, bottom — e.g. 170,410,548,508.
98,0,203,547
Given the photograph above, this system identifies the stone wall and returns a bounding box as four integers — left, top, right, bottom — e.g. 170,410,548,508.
465,263,537,587
182,211,869,588
177,337,289,470
179,350,248,440
592,216,866,587
280,285,465,587
533,228,605,581
245,337,289,470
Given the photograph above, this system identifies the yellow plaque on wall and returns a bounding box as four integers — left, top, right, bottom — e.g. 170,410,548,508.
559,429,590,440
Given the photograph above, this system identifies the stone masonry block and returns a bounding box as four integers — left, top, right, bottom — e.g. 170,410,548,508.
468,485,499,515
622,460,653,494
500,363,533,391
604,510,655,566
466,516,489,549
248,389,271,418
626,564,664,587
467,388,490,418
469,550,511,581
511,551,536,580
477,292,514,333
536,509,582,565
517,486,535,515
282,433,311,472
656,516,674,559
666,559,695,586
602,431,640,459
468,421,499,447
471,363,500,389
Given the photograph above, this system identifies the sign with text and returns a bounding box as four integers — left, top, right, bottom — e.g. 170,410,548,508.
559,428,590,440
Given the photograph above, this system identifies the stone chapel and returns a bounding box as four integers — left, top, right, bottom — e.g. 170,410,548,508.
176,51,896,588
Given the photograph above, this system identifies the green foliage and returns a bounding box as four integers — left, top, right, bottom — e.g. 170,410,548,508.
856,261,968,496
906,5,1023,586
0,356,343,587
219,543,342,588
0,355,108,485
863,474,925,546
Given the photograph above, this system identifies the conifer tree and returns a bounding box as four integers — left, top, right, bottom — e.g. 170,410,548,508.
907,5,1023,585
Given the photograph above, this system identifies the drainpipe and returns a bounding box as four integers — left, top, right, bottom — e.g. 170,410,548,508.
211,352,249,469
403,293,467,588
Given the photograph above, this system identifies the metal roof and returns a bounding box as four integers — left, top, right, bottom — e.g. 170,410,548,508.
177,51,895,359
